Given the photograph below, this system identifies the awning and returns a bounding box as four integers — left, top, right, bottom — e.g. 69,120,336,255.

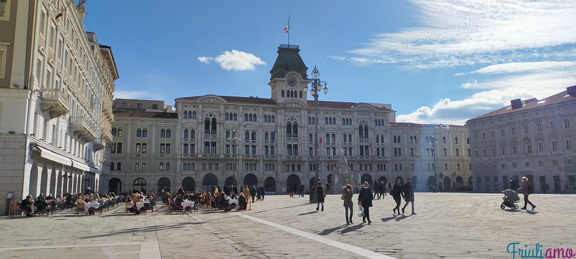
71,160,91,171
36,146,73,166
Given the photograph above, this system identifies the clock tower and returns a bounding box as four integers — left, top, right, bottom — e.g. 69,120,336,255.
268,44,310,104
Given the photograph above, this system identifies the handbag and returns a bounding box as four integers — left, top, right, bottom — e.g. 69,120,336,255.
358,206,364,217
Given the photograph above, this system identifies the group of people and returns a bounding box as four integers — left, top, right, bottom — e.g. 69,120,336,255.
18,191,121,216
340,179,416,225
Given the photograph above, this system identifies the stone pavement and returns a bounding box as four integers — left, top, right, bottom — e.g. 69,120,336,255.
0,192,574,259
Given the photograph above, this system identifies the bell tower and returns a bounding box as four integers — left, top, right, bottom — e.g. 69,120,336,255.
268,44,310,104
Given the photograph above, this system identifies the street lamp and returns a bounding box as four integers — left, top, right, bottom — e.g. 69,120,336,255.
303,66,328,203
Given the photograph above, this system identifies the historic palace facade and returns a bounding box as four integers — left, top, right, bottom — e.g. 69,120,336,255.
0,0,118,215
108,45,472,195
468,86,576,193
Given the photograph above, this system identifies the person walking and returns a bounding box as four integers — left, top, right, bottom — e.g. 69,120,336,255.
243,186,251,210
358,181,373,224
391,179,404,215
299,184,305,197
341,184,354,225
401,178,415,215
316,182,326,211
520,177,536,210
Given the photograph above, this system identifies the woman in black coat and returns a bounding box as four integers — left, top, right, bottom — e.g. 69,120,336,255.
391,179,404,215
358,181,373,224
316,183,325,211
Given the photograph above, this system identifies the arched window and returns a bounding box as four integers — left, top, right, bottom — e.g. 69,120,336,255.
136,128,142,137
112,127,117,136
135,162,140,171
281,90,285,97
161,129,166,138
142,128,148,137
184,129,189,139
252,131,256,140
245,130,250,141
244,113,249,121
184,110,188,119
192,111,197,119
142,162,147,171
118,128,124,137
159,162,164,171
191,129,195,138
110,162,115,171
117,162,122,170
166,162,171,171
166,129,172,138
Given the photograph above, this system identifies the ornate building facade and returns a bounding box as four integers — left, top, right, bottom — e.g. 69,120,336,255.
108,45,471,195
0,0,118,215
467,86,576,193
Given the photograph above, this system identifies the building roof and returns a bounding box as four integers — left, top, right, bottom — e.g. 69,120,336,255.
469,86,576,121
114,111,178,119
390,122,467,129
269,44,308,80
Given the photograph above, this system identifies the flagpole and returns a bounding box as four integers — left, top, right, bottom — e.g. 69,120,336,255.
287,16,291,46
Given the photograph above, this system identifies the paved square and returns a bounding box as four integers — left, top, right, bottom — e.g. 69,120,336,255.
0,193,573,259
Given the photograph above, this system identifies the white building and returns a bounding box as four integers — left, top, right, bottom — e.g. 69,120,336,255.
0,0,118,215
467,86,576,193
107,45,471,195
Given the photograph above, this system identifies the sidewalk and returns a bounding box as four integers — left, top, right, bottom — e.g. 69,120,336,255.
0,193,573,258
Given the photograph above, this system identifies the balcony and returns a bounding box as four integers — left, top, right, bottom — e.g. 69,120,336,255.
92,139,105,151
41,89,70,118
70,116,96,141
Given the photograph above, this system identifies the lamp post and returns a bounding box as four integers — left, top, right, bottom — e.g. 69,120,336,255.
303,66,328,203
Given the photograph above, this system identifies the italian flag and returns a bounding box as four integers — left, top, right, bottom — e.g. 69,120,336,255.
284,22,290,33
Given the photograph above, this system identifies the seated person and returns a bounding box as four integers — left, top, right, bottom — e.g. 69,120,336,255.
35,193,48,212
20,195,35,216
237,193,247,211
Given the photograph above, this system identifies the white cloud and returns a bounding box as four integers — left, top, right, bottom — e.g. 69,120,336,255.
199,50,266,71
464,61,576,75
397,73,576,125
348,0,576,69
198,56,212,64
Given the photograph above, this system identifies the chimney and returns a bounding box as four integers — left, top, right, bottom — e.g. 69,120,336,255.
510,99,523,109
567,85,576,97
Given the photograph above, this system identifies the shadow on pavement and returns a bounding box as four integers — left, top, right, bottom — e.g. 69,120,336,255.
381,215,397,222
81,224,186,239
298,211,318,216
319,224,347,235
340,223,364,234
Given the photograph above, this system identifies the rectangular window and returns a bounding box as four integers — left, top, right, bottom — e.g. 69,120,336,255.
552,141,558,151
0,43,8,78
564,119,570,129
550,120,556,130
566,139,572,150
0,0,10,21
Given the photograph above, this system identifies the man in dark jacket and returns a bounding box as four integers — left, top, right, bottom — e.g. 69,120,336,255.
401,178,415,215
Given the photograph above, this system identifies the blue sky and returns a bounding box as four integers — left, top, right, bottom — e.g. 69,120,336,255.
83,0,576,125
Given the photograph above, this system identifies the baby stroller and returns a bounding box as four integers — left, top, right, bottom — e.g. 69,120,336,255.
501,189,520,210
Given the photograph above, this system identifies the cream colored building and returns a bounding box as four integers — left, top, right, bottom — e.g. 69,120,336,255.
467,86,576,193
0,0,118,215
107,45,471,195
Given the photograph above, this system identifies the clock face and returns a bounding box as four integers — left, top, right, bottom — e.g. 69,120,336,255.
287,74,297,87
